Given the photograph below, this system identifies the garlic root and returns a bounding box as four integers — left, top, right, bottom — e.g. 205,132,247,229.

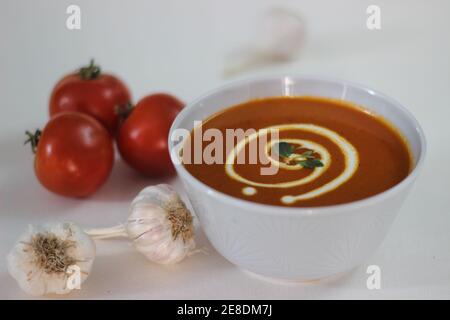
7,222,95,296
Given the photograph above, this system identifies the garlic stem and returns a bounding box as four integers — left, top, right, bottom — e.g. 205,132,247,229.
224,7,305,78
223,51,273,78
85,224,127,240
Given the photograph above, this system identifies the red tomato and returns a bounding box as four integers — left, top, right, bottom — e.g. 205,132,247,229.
117,93,183,177
30,112,114,198
49,60,131,134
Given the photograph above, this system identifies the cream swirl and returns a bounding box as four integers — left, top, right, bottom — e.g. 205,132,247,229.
225,124,359,204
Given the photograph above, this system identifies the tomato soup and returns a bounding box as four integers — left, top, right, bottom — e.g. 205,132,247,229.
182,96,412,207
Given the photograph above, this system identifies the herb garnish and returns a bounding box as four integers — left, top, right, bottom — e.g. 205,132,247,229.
277,142,295,158
275,142,324,169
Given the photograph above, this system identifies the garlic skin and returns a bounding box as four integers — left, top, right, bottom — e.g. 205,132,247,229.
7,222,95,296
254,7,306,61
224,7,306,77
126,184,195,264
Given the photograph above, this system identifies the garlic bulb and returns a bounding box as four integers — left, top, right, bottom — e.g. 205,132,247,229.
7,222,95,296
224,7,306,77
87,184,195,265
7,185,195,296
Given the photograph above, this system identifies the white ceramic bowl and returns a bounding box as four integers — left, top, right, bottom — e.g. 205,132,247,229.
169,76,426,281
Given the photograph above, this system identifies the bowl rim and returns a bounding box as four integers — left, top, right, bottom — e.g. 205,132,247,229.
169,74,427,216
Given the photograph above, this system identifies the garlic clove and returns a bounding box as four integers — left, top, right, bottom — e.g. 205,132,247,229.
138,236,194,265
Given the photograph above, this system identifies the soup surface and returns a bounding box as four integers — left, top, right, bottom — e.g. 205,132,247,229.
182,96,412,207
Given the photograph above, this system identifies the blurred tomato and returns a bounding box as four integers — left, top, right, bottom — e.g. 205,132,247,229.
117,93,183,177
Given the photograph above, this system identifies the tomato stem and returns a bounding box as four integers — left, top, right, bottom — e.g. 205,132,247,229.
79,59,101,80
116,102,134,121
24,129,42,154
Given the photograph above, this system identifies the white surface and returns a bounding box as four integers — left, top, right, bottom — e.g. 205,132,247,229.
0,0,449,299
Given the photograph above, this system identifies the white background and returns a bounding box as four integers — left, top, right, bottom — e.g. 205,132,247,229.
1,0,449,299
